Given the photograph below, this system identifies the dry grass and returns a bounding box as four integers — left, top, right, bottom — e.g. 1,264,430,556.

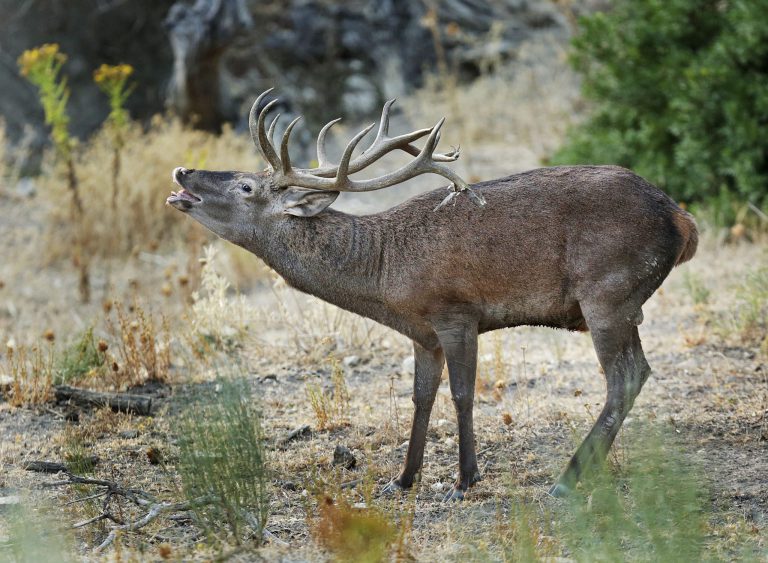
40,117,258,262
407,35,581,181
106,301,171,389
305,357,351,431
310,494,397,562
3,340,55,406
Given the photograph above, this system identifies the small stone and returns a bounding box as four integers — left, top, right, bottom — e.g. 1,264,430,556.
436,418,448,427
343,355,361,368
0,375,13,392
333,445,357,470
396,440,409,451
430,482,445,492
401,355,415,374
444,437,456,449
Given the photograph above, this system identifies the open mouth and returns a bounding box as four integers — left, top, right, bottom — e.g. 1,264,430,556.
167,167,202,208
167,188,202,204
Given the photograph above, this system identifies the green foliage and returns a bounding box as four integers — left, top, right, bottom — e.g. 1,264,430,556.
462,426,767,561
726,264,768,346
55,327,105,385
683,271,711,305
177,375,269,544
17,44,73,159
93,63,135,133
559,430,707,561
554,0,768,208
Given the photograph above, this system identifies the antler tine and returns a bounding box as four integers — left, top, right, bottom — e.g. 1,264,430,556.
332,118,468,193
316,117,342,168
280,116,303,175
267,113,281,145
368,98,396,149
257,99,282,171
335,123,376,186
249,88,274,162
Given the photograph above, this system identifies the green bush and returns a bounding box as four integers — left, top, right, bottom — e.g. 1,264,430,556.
553,0,768,208
177,375,269,544
55,327,105,385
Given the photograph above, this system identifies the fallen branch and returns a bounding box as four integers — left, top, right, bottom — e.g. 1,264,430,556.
95,498,203,553
24,461,68,473
41,472,280,553
54,385,152,415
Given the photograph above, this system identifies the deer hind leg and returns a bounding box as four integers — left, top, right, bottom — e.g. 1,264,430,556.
383,342,445,494
549,317,651,498
433,319,481,501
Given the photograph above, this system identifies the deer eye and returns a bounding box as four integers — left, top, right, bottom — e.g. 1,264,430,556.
240,184,252,193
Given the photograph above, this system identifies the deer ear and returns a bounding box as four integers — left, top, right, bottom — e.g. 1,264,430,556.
281,188,339,217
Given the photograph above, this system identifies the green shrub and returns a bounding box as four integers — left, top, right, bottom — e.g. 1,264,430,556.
559,430,708,562
55,327,105,385
553,0,768,209
177,375,269,544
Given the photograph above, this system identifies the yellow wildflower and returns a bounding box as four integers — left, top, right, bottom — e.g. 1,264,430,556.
17,43,66,76
93,63,134,86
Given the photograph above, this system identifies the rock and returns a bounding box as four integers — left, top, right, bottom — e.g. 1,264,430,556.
343,355,361,368
1,0,577,153
0,375,13,392
333,445,357,470
430,482,445,492
401,355,415,374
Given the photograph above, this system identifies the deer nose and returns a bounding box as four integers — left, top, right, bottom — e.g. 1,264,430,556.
172,167,196,183
173,166,193,176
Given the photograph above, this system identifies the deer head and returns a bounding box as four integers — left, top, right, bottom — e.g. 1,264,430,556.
167,89,484,241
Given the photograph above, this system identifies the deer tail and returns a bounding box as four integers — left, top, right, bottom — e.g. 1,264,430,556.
673,210,699,266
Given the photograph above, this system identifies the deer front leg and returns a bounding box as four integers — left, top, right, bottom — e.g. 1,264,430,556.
435,320,481,501
383,342,444,494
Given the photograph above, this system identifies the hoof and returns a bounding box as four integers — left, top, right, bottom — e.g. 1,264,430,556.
547,482,571,498
381,479,407,496
442,487,465,502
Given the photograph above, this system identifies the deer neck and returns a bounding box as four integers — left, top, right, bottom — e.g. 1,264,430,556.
250,209,388,305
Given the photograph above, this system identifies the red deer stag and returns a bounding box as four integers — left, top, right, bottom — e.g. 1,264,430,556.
167,89,698,500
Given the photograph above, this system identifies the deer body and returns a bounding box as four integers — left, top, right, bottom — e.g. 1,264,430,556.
168,92,698,500
247,165,692,347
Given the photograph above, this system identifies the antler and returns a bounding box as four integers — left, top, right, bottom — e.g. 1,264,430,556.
248,89,485,207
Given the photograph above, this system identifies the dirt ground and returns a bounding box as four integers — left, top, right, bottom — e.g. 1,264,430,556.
0,184,766,560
